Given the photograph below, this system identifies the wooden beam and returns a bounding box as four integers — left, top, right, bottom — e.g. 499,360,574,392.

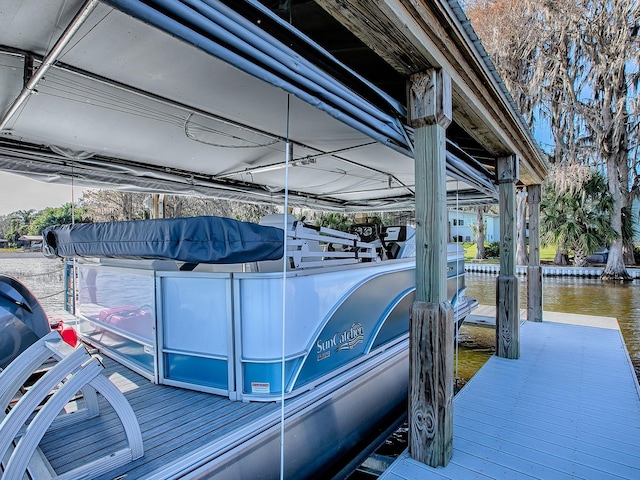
410,69,451,304
496,155,519,359
408,68,453,467
313,0,547,185
527,184,543,322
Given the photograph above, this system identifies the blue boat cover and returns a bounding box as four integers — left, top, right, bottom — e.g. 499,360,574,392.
43,216,284,264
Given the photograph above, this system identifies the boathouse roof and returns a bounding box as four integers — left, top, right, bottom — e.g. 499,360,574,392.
0,0,547,210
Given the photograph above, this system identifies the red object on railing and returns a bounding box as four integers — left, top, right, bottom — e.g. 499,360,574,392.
53,322,78,347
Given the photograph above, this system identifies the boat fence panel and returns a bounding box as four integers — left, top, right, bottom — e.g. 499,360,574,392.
76,264,157,378
0,331,143,480
158,274,233,394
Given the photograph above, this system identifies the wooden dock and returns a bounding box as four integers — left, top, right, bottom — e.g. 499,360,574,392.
380,313,640,479
464,304,527,328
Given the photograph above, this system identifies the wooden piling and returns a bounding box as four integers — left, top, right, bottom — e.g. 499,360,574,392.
409,301,453,465
527,184,542,322
408,68,453,467
496,155,519,359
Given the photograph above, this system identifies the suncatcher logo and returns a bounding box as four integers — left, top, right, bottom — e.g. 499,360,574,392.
316,322,364,360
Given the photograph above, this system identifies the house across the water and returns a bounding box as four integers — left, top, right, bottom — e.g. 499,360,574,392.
448,209,499,243
17,235,42,249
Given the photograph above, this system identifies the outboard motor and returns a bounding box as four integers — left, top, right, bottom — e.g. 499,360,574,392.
0,274,52,369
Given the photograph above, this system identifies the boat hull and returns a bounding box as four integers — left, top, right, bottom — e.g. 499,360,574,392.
170,342,409,479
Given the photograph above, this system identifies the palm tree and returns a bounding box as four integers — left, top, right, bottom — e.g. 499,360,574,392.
541,171,617,267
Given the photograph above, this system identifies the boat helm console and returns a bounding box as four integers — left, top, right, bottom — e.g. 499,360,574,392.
349,223,416,260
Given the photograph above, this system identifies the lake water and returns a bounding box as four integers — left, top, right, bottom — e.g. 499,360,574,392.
462,272,640,379
0,253,67,312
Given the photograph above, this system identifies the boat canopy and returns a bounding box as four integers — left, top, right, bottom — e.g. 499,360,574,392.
0,0,518,211
43,216,284,264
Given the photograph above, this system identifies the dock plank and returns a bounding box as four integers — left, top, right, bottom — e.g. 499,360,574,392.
37,356,279,478
380,317,640,480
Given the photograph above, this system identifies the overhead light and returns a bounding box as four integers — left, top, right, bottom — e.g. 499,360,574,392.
218,157,316,178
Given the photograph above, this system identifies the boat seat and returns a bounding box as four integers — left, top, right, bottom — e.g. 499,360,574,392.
382,226,416,260
0,331,143,480
386,242,401,260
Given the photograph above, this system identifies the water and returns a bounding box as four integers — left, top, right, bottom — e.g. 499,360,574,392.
463,272,640,375
0,253,67,313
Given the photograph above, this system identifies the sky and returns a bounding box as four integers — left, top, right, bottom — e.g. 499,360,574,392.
0,171,91,216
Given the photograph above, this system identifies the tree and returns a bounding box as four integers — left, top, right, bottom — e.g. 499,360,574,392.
28,204,91,234
466,0,640,280
315,212,352,232
0,214,10,240
541,170,617,267
464,0,539,122
6,209,35,245
161,195,270,222
81,191,147,221
532,0,638,280
622,205,637,265
80,190,271,223
474,206,486,259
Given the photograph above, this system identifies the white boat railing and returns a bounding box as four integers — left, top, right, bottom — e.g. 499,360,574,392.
0,331,143,480
256,220,379,272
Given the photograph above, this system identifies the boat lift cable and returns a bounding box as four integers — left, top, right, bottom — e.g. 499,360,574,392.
279,94,291,480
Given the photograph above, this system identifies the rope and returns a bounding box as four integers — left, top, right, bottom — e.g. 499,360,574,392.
11,267,64,278
279,94,291,480
34,290,64,300
454,181,460,391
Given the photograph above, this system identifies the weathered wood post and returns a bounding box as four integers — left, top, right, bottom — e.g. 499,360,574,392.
496,155,520,358
527,184,543,322
408,68,453,467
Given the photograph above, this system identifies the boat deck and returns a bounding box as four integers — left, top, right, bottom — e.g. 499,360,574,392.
38,355,279,479
380,313,640,479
